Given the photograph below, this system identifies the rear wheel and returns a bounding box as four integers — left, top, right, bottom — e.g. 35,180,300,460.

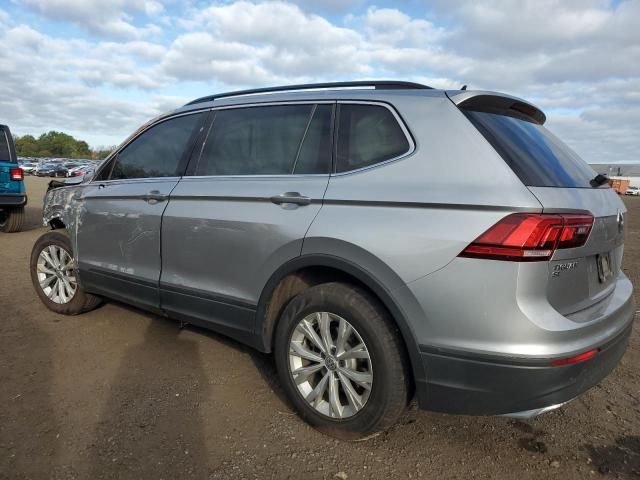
274,282,411,439
0,206,25,233
30,231,102,315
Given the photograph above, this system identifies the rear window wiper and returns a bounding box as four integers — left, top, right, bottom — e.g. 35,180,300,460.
590,174,609,187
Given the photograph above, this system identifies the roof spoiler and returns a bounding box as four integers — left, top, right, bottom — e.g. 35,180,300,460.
445,91,546,125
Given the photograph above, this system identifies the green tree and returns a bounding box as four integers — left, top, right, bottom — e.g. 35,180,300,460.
14,135,39,156
14,131,101,159
94,146,116,160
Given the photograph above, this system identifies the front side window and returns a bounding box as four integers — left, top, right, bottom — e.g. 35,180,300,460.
107,113,204,180
336,104,411,173
195,104,332,176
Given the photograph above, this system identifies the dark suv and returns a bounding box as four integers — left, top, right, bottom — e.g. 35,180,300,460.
0,124,26,232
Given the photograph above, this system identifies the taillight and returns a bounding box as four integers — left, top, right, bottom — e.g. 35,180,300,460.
459,213,593,261
550,349,598,366
10,167,23,181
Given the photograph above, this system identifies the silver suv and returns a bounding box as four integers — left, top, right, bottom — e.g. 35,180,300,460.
32,81,635,438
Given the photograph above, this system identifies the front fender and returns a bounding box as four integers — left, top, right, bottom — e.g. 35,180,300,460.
42,185,85,259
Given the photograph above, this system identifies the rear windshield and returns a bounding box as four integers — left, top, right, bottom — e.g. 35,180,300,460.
464,110,598,188
0,130,13,162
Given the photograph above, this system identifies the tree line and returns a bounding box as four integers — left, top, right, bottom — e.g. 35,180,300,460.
14,131,114,160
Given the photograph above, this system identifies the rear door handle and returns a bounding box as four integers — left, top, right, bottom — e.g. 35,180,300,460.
270,192,311,206
141,190,168,204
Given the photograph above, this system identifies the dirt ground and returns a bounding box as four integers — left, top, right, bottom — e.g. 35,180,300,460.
1,176,639,480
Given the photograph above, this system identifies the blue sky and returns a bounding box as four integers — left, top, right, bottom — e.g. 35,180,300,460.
0,0,638,163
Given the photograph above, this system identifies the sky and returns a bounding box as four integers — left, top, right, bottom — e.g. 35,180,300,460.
0,0,638,163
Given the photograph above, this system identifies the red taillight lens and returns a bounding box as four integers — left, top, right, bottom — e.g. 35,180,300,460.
550,349,598,366
459,213,594,261
10,167,23,181
557,215,594,249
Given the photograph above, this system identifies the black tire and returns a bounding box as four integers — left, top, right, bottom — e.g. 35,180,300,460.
0,206,25,233
274,282,411,439
30,230,102,315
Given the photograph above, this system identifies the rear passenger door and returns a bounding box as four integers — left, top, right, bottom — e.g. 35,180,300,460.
160,102,334,337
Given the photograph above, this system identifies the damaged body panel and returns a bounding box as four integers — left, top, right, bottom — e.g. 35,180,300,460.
43,182,85,245
43,177,177,311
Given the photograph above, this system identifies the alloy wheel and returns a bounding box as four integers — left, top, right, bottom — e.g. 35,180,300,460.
36,245,77,304
288,312,373,419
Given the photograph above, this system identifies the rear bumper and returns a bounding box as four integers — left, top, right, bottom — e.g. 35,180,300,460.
0,194,27,208
415,321,633,415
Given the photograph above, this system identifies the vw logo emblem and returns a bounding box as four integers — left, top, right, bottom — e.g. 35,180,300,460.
325,356,338,371
617,210,625,233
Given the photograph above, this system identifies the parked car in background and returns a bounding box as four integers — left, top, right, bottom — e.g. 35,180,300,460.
625,186,640,196
35,163,56,177
0,124,26,232
35,163,66,177
32,81,635,438
19,162,38,174
66,165,93,177
51,164,69,177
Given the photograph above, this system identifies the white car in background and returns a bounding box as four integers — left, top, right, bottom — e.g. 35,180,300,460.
19,162,38,174
66,165,87,177
625,186,640,196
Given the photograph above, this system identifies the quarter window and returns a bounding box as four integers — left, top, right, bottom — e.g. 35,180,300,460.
195,104,332,176
336,104,410,173
464,110,598,188
108,113,204,180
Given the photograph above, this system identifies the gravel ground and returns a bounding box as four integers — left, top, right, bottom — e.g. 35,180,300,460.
1,176,639,480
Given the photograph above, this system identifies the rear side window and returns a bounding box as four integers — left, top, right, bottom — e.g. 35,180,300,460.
108,113,204,180
336,104,410,173
0,130,13,162
195,104,332,176
464,110,597,188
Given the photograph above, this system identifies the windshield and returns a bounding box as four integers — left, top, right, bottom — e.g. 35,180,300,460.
464,110,599,188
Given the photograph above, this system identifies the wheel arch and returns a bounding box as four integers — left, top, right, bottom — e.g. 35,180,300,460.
256,253,426,386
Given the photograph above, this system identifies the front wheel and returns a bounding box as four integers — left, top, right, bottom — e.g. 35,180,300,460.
274,282,411,439
0,207,25,233
30,231,102,315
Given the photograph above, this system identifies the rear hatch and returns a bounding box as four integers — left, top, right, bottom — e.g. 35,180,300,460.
450,92,626,316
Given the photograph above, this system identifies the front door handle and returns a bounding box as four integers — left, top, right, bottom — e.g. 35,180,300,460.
270,192,312,206
141,190,168,204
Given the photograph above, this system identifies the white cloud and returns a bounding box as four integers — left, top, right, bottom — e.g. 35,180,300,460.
0,23,170,147
289,0,364,14
161,2,369,84
3,0,639,162
20,0,164,39
364,7,445,47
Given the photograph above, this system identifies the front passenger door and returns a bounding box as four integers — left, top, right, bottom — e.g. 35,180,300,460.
76,111,207,310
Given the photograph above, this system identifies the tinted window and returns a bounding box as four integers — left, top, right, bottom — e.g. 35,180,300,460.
465,111,598,188
196,104,330,176
336,104,410,173
110,113,204,180
293,104,333,175
0,130,13,162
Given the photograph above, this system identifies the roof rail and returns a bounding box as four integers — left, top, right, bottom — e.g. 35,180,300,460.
184,80,432,106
